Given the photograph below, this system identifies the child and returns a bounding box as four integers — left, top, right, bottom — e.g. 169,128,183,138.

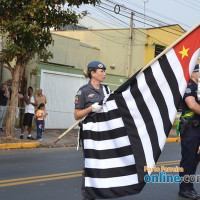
36,103,47,140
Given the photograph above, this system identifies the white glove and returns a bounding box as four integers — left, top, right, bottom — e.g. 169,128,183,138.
91,102,102,112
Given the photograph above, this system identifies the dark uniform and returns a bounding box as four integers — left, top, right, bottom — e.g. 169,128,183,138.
75,81,111,200
179,79,200,194
74,61,111,200
75,82,108,110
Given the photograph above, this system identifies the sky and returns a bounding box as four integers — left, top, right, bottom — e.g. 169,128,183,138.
73,0,200,31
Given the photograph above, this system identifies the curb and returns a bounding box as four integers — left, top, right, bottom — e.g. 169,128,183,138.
39,144,77,148
0,137,180,150
0,142,40,150
166,137,180,142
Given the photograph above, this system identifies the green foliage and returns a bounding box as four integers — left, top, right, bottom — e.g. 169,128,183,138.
0,0,100,65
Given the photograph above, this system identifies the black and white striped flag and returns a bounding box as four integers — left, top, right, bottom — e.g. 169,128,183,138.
82,24,200,199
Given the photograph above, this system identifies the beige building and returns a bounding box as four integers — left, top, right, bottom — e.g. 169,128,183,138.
1,24,186,129
2,24,186,90
53,28,145,77
1,33,100,89
53,24,185,77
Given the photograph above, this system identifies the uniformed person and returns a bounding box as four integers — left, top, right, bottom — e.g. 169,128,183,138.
74,61,111,200
179,64,200,199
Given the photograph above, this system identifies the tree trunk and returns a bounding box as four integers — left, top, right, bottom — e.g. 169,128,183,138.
5,62,22,139
19,68,26,127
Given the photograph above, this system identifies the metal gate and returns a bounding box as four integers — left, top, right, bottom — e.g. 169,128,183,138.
40,70,87,129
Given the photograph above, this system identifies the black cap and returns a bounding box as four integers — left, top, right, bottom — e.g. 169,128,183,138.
193,64,199,72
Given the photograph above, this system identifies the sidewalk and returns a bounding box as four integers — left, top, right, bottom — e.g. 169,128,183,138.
0,128,78,149
0,126,179,150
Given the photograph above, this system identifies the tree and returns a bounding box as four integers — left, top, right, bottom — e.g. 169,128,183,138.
0,0,100,139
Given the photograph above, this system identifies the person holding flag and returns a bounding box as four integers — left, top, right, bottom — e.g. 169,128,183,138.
179,64,200,199
70,24,200,199
74,61,111,200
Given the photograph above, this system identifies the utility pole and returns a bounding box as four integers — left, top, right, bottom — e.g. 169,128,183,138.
126,11,134,78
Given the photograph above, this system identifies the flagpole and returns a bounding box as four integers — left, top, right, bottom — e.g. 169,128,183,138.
54,119,82,144
140,22,200,74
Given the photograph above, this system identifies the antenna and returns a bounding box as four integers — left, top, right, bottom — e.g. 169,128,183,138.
142,0,149,28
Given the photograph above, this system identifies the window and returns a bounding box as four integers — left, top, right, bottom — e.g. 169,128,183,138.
154,44,166,57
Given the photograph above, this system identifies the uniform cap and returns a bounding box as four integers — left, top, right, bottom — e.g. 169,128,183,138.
87,61,106,70
193,64,199,72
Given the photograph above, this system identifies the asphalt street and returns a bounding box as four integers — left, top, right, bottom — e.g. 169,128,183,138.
0,143,199,200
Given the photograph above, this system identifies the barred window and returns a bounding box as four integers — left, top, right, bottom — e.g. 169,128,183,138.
155,44,166,57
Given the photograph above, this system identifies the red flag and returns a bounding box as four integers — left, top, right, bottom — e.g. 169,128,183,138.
174,26,200,83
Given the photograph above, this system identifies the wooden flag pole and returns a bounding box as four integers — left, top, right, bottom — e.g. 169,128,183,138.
54,119,82,144
140,22,200,74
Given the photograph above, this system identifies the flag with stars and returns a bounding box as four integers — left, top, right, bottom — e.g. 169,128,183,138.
174,25,200,82
82,24,200,199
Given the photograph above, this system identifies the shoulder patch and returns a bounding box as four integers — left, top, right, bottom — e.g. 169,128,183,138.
76,84,88,95
75,95,79,104
185,88,192,94
77,90,82,95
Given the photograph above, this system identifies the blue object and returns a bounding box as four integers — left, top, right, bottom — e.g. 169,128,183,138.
193,64,199,72
36,120,43,139
87,61,106,70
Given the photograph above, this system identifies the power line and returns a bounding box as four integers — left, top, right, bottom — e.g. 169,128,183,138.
74,7,151,46
72,8,146,46
105,0,191,29
105,1,186,36
174,0,200,12
96,5,183,45
97,5,170,45
103,0,164,24
84,5,126,28
94,6,169,45
73,7,129,38
122,0,189,28
95,7,146,44
79,24,145,46
94,7,128,28
183,0,200,6
71,3,185,47
102,0,185,35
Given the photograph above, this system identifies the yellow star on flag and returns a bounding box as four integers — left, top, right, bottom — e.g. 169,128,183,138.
179,46,190,59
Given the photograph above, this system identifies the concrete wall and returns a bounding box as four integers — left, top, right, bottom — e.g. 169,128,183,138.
47,34,100,69
79,43,100,69
2,68,10,83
